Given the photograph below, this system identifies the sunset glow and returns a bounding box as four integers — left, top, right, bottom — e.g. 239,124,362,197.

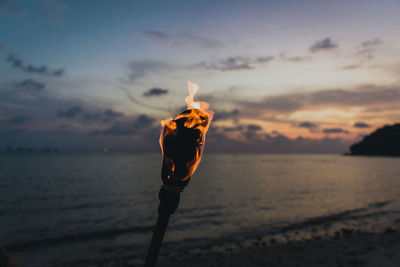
1,0,399,153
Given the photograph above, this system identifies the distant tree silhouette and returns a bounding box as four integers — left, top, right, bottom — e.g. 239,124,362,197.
350,123,400,156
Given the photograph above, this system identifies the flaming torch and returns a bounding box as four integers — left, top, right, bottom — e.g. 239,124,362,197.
144,81,213,267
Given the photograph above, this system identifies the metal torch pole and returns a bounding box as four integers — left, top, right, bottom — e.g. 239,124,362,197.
144,187,180,267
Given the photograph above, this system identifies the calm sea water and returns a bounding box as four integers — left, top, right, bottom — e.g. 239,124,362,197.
1,153,400,266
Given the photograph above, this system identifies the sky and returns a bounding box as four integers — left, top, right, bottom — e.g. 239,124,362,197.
1,0,400,153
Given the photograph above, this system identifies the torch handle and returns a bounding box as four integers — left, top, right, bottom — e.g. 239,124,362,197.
144,187,181,267
144,214,170,267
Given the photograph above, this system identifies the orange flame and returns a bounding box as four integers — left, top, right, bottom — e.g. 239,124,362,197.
159,81,214,182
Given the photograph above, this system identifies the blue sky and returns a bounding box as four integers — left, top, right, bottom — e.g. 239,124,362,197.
1,0,400,152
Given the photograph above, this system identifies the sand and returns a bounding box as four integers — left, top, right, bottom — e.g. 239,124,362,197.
158,227,400,267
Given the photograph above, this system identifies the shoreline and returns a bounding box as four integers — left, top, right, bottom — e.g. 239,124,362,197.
158,227,400,267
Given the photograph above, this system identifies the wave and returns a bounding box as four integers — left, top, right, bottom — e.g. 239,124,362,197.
162,200,396,252
280,209,390,233
5,201,120,215
5,200,393,254
158,200,398,259
5,225,154,252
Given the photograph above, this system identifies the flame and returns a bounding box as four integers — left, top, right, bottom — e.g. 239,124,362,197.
159,81,214,182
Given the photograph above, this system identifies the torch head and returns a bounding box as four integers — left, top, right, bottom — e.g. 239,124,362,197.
160,108,210,189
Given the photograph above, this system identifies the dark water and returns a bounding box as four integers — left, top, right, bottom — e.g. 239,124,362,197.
1,153,400,266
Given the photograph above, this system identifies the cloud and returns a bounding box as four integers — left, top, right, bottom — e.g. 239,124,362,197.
0,83,162,152
127,61,168,83
0,42,7,51
0,122,352,153
247,124,262,131
56,106,82,118
280,53,311,62
213,109,240,122
219,123,261,132
353,122,371,128
236,85,400,115
120,86,171,112
191,58,247,71
0,81,131,139
126,55,273,84
0,0,67,23
15,79,45,92
295,121,320,133
243,128,261,140
104,109,123,118
82,112,101,122
323,128,349,134
99,114,155,135
310,38,338,52
142,30,223,49
0,83,84,121
143,88,169,97
83,109,124,123
238,94,304,113
218,123,263,140
0,127,161,152
7,115,31,124
52,69,64,76
34,0,68,24
342,64,361,70
191,56,274,72
6,54,64,76
360,38,383,49
143,30,169,40
55,105,124,123
0,84,356,153
222,125,244,132
6,54,23,68
207,127,352,153
298,121,317,128
242,124,263,140
310,86,400,106
356,38,383,60
0,0,25,15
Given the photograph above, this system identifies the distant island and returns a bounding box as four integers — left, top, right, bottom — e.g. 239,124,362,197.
350,123,400,156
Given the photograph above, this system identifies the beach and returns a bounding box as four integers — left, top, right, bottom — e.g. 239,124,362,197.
159,227,400,267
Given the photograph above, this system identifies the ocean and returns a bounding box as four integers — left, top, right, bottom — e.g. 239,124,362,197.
1,153,400,266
